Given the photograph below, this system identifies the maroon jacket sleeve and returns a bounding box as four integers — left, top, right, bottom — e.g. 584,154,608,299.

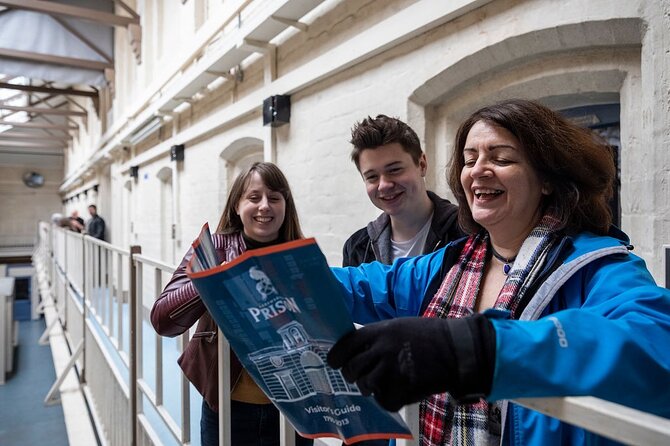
151,232,246,337
150,247,207,337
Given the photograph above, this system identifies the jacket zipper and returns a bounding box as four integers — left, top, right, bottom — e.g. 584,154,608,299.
364,239,373,263
169,296,201,320
514,237,571,317
191,330,217,342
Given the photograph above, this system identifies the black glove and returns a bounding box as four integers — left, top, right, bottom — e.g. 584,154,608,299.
327,314,496,412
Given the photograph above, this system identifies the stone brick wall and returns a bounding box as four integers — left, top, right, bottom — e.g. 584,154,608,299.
61,0,670,281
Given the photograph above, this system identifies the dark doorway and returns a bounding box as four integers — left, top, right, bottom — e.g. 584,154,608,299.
13,277,32,321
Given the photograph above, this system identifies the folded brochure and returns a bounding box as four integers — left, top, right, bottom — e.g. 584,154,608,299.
186,223,412,444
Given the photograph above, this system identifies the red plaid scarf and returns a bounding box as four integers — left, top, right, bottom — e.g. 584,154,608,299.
419,212,562,445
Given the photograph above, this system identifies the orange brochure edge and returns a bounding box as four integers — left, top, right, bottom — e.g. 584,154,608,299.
187,237,318,279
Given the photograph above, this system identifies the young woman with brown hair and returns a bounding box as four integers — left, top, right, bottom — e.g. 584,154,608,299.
151,162,312,446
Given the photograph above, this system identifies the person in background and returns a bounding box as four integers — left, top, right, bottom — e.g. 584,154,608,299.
86,204,106,241
69,210,85,232
343,115,464,268
327,99,670,445
51,212,81,232
151,162,312,446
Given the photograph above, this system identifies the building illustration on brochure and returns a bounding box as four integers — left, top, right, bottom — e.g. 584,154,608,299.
186,223,412,444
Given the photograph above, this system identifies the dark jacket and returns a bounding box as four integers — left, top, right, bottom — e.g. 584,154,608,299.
342,191,464,266
150,232,246,411
87,215,106,240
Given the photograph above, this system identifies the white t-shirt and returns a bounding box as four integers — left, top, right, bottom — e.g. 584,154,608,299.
391,214,433,261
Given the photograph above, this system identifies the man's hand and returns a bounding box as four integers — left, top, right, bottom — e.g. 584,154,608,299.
327,314,496,412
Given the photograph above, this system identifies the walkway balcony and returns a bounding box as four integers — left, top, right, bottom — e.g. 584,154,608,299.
2,222,669,446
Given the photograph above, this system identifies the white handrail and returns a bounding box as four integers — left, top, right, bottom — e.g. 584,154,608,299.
36,222,670,446
515,396,670,446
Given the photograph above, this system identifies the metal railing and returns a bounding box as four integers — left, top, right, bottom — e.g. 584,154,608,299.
46,224,135,445
132,252,191,445
32,222,670,446
0,276,16,385
35,222,418,446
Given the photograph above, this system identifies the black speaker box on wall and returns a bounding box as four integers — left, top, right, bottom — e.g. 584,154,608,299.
263,95,291,127
170,144,185,161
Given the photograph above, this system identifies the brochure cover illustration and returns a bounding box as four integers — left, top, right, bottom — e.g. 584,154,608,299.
186,223,412,444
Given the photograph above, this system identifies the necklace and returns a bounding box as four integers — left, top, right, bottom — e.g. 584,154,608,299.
490,245,517,275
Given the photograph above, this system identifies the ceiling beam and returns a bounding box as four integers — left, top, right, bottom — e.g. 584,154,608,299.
39,113,75,132
0,148,64,157
113,0,139,19
0,94,60,120
53,16,112,63
0,131,71,142
0,82,97,98
0,139,66,149
0,0,139,27
0,119,77,131
0,47,112,71
0,91,22,105
65,97,87,114
0,104,86,117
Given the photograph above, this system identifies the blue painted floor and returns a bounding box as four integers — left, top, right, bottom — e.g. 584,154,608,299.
0,288,202,446
0,318,69,446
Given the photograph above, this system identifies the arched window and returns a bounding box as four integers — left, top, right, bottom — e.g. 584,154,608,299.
218,137,263,214
409,20,638,231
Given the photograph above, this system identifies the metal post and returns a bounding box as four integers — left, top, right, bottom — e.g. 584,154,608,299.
154,268,163,405
219,330,231,446
664,244,669,289
81,235,86,384
129,245,141,446
117,252,123,350
44,340,84,405
107,248,112,333
0,288,6,385
180,332,191,443
63,230,67,330
38,317,59,345
397,404,420,446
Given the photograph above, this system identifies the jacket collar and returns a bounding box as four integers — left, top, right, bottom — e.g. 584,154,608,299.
365,191,461,263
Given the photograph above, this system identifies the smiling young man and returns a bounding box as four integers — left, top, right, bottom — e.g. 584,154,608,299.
342,115,464,267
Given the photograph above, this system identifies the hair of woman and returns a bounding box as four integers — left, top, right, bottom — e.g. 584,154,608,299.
216,162,304,241
448,99,615,235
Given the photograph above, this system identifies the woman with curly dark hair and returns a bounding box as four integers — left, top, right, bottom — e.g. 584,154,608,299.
328,99,670,446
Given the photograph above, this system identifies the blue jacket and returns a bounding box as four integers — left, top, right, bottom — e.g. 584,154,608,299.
331,231,670,445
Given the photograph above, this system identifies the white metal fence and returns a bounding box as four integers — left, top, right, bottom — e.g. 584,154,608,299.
132,252,191,446
35,222,301,446
0,276,16,385
32,222,670,446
